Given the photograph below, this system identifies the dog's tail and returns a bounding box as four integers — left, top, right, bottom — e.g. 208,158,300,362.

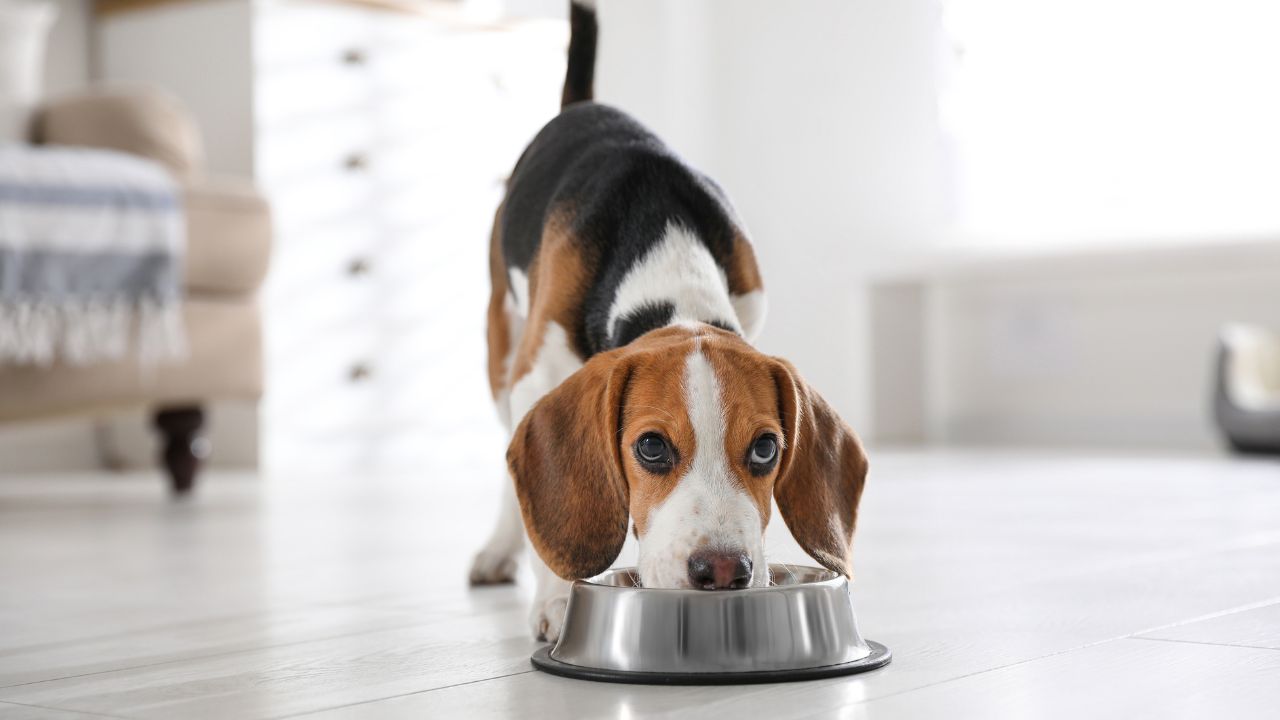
562,0,598,108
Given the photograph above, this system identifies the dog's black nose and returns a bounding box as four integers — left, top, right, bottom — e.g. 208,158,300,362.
687,550,753,590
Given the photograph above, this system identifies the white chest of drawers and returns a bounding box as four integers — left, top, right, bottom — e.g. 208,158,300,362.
99,0,566,472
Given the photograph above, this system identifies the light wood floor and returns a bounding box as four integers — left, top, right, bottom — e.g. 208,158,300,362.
2,449,1279,719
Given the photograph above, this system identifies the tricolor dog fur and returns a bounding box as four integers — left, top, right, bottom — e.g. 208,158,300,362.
470,0,869,642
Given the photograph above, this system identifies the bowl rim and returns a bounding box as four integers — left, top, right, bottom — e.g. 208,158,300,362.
579,563,844,595
534,640,892,685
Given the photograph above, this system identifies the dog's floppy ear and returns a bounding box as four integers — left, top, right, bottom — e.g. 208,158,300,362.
771,359,869,578
507,348,632,580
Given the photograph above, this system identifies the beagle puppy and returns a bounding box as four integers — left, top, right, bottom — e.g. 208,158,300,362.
470,0,868,642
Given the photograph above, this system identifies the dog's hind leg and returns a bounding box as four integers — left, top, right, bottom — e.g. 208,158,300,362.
470,333,527,585
471,203,527,586
469,471,525,585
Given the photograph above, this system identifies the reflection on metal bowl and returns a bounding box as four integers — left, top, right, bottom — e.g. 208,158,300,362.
532,564,891,685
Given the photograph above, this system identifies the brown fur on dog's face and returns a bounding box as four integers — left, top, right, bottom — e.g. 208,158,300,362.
508,324,868,586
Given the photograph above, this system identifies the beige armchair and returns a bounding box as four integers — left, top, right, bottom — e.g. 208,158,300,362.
0,88,271,492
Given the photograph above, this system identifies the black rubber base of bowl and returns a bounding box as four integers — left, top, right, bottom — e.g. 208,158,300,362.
531,640,891,685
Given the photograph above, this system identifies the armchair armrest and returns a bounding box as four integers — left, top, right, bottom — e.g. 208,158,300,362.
33,88,204,177
184,176,273,296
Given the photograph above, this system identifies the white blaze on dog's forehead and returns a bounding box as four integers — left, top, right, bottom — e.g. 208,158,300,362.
606,222,741,340
684,351,725,469
636,348,768,588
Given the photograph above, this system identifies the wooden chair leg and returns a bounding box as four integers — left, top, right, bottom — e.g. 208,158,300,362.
153,406,208,494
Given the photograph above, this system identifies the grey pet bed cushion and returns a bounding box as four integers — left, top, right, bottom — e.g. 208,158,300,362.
1214,324,1280,454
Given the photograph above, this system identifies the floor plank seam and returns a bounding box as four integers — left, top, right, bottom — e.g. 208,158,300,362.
846,599,1280,709
269,669,536,719
1117,596,1280,642
903,536,1280,612
1131,635,1280,653
0,618,527,691
0,698,134,719
0,599,428,658
847,636,1134,707
0,609,307,657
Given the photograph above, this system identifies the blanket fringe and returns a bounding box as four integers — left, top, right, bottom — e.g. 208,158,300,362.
0,298,187,366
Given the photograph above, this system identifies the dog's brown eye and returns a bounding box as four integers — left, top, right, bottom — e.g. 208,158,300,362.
635,433,673,469
748,434,779,470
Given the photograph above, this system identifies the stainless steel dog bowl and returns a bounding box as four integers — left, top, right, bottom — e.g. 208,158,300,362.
531,564,891,684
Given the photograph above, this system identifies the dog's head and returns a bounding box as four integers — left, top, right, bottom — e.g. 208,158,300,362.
507,323,867,589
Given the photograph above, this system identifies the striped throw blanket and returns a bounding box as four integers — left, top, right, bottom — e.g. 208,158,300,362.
0,144,185,365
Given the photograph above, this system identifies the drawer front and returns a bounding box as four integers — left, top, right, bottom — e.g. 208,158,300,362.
261,120,508,240
267,194,498,331
256,6,503,128
266,161,380,237
255,58,375,129
258,13,571,465
265,322,493,439
257,111,380,188
256,3,379,72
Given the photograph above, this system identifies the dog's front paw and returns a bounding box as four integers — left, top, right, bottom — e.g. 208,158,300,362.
530,594,569,642
469,547,518,586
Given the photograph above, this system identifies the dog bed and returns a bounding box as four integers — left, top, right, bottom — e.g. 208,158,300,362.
1214,324,1280,455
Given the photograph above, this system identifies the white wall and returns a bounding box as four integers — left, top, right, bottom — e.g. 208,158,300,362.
595,0,950,432
96,0,255,175
43,0,91,95
870,239,1280,451
942,0,1280,243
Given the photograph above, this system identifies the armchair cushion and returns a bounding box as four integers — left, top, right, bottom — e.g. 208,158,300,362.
33,88,204,177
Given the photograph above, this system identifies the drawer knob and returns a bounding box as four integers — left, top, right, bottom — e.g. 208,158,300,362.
348,362,373,382
347,258,371,277
344,153,369,171
342,48,368,66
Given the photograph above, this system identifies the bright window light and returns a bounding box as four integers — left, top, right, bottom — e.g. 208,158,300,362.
941,0,1280,246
